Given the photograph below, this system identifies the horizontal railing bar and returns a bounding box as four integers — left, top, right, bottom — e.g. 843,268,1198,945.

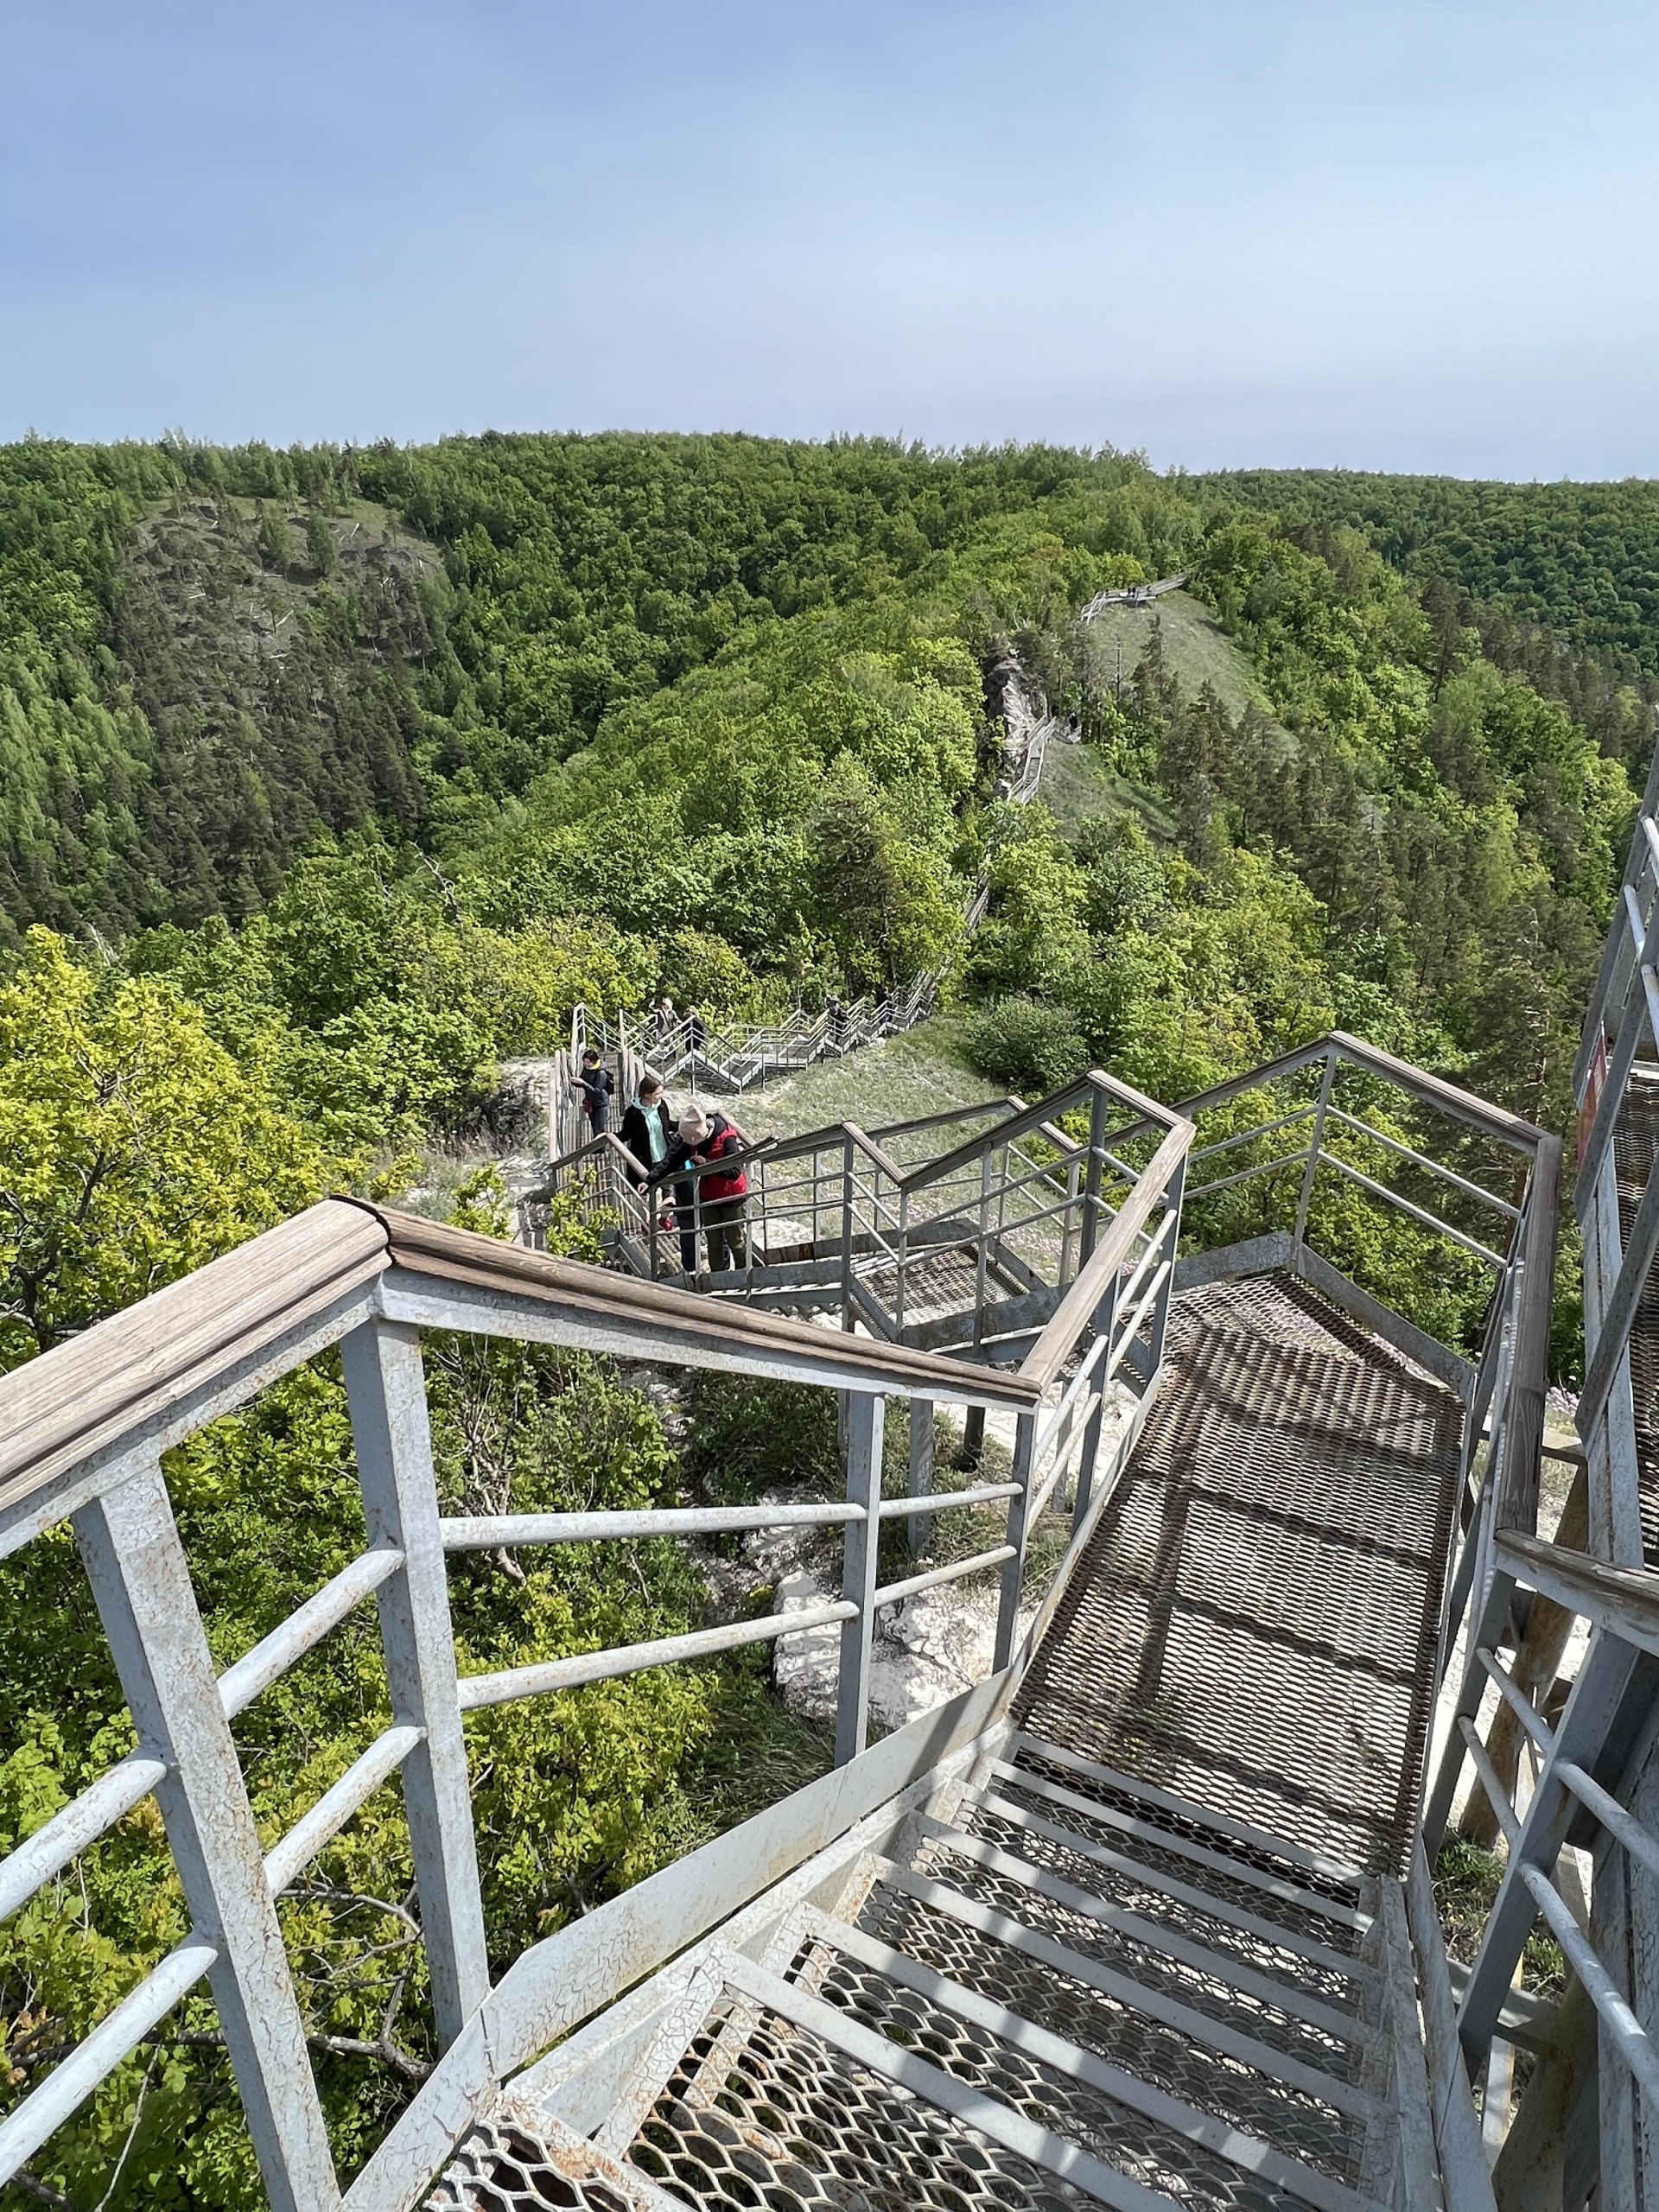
1457,1716,1520,1848
0,1756,168,1927
880,1484,1020,1519
1034,1339,1112,1464
1556,1761,1659,1887
1321,1108,1521,1218
219,1548,406,1719
0,1548,410,1930
1475,1647,1554,1755
1189,1104,1317,1163
264,1725,426,1895
0,1935,219,2186
1185,1151,1309,1202
1318,1154,1508,1266
873,1547,1018,1611
442,1503,862,1548
455,1600,858,1711
1517,1860,1659,2108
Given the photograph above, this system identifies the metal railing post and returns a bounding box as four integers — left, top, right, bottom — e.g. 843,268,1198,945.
73,1463,342,2212
1147,1160,1186,1376
907,1397,934,1557
1294,1047,1339,1251
840,1133,856,1323
994,1411,1039,1672
1072,1275,1121,1534
341,1321,491,2048
1079,1085,1109,1263
836,1391,886,1765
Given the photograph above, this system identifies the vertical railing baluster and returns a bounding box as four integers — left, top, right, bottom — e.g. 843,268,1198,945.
993,1410,1039,1672
1079,1086,1109,1263
1145,1161,1186,1379
1072,1273,1121,1534
836,1392,886,1764
907,1396,934,1557
341,1320,491,2049
74,1463,341,2212
1294,1046,1339,1253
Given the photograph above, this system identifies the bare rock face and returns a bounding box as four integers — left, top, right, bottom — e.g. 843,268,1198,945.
763,1541,1036,1733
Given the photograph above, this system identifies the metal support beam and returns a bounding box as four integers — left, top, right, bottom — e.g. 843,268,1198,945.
835,1391,885,1766
342,1320,491,2046
74,1463,341,2212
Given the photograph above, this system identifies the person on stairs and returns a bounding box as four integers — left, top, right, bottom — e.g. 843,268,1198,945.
652,1103,749,1274
572,1046,614,1137
621,1074,697,1274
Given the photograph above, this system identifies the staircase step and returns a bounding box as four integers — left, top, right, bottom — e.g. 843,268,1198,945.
956,1794,1368,1981
868,1849,1369,2062
715,1944,1180,2211
799,1904,1386,2212
1012,1732,1370,1894
978,1762,1371,1934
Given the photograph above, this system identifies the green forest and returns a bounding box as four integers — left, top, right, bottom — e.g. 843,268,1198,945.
2,429,1655,2203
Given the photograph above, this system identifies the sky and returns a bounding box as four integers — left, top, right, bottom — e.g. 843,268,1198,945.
1,0,1656,478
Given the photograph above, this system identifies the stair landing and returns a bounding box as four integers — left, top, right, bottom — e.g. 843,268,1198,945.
1018,1273,1463,1877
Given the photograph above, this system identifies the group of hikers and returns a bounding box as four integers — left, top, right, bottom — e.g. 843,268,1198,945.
570,1047,749,1274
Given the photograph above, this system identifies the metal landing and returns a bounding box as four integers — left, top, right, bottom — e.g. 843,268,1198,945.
1016,1273,1465,1878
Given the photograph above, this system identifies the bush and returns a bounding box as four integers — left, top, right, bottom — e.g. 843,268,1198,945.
961,996,1088,1096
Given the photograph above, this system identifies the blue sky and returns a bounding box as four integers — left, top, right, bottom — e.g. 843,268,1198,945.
2,0,1655,476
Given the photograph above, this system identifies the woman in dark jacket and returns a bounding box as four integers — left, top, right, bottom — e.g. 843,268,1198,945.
620,1076,696,1274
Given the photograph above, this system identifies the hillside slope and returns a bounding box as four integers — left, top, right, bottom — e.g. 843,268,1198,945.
1210,467,1659,691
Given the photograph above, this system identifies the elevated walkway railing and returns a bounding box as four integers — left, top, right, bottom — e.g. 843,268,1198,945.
0,1059,1193,2209
1416,734,1659,2196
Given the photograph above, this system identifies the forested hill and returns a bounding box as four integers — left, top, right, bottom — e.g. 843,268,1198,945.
1,427,1651,1218
1209,467,1659,685
0,435,1189,944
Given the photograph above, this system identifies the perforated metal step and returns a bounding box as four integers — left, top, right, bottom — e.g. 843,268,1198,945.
1015,1274,1463,1876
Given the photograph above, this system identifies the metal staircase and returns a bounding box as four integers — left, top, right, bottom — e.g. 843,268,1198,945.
450,1726,1419,2212
0,975,1605,2202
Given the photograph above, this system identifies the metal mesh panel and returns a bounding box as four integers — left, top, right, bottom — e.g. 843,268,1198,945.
1015,1274,1462,1875
629,2005,1096,2212
799,1937,1339,2209
865,1864,1363,2081
429,2113,646,2211
915,1828,1366,2013
1012,1745,1363,1911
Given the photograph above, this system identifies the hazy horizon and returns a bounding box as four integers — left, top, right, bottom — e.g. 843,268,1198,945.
3,1,1656,480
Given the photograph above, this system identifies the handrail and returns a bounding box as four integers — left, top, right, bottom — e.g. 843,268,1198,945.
0,1203,1048,1534
1020,1120,1193,1391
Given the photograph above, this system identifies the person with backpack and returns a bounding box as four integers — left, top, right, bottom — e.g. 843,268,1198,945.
652,1103,749,1273
620,1073,697,1274
571,1046,614,1137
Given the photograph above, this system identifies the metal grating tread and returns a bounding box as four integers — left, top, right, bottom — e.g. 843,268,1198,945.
628,2004,1101,2212
794,1936,1347,2210
845,1886,1364,2183
1611,1075,1659,1560
867,1859,1366,2081
1014,1274,1463,1876
429,2110,676,2212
